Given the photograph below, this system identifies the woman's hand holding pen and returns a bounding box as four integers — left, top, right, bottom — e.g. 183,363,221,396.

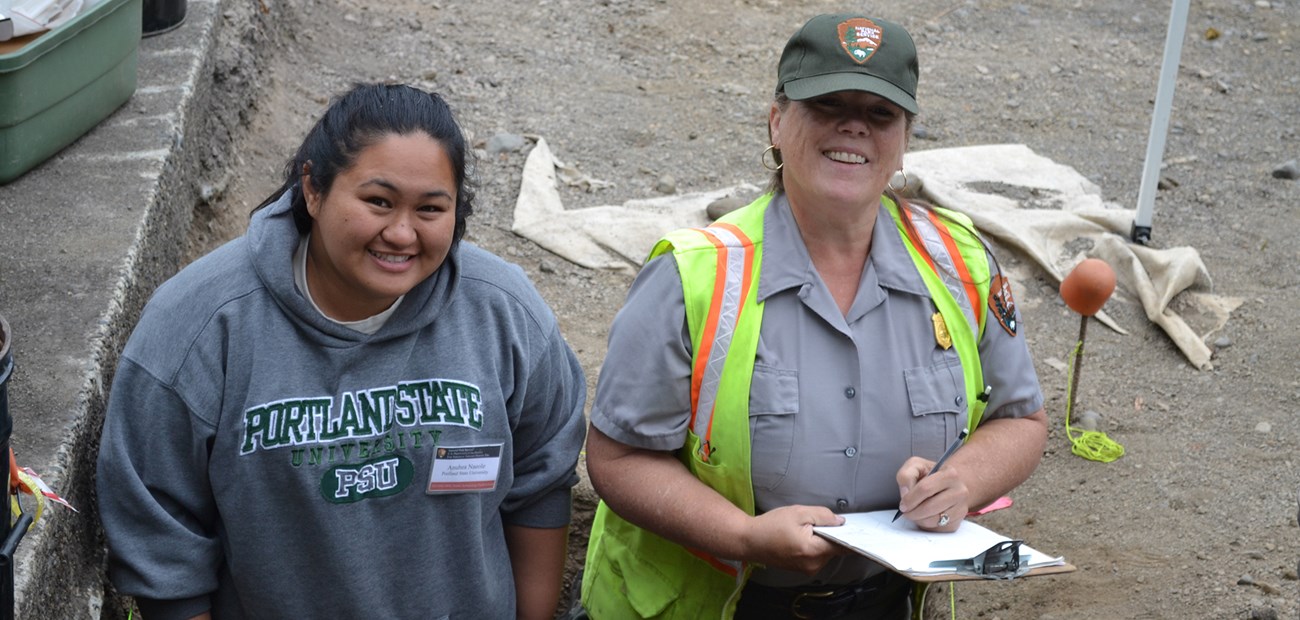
895,457,971,533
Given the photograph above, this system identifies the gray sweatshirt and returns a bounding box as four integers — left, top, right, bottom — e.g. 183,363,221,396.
96,192,587,619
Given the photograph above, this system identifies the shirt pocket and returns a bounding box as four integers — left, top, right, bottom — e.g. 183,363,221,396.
903,356,966,458
748,363,798,492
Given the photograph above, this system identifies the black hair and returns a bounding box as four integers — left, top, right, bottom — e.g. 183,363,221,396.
254,83,476,243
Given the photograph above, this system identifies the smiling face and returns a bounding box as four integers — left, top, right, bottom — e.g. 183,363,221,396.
770,90,909,214
302,132,457,322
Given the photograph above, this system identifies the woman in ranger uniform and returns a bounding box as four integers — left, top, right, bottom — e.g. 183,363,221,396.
582,13,1048,620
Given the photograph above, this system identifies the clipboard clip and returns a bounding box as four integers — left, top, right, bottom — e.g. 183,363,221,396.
928,540,1029,580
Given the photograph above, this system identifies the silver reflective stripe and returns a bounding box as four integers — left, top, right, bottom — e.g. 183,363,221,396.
905,209,978,338
692,226,751,447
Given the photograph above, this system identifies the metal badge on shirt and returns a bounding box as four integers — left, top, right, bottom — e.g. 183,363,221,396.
426,444,504,493
932,312,953,349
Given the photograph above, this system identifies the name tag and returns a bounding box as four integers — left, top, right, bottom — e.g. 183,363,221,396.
426,444,503,494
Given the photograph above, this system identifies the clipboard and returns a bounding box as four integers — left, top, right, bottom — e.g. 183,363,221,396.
812,510,1077,582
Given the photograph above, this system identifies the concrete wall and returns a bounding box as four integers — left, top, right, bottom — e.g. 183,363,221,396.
1,0,284,616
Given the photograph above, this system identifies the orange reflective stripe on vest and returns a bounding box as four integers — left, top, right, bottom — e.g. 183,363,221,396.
688,222,756,463
898,204,982,339
687,546,744,578
924,208,984,328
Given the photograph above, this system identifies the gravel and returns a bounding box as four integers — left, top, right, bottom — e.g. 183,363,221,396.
191,0,1300,617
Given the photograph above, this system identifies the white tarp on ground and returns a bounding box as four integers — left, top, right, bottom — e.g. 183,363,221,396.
511,139,1236,370
901,144,1237,370
511,137,758,271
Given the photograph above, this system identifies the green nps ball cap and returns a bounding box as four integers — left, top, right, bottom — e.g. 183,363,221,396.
777,14,919,114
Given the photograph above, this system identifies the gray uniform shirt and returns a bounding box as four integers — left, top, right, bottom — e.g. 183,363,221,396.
590,193,1044,587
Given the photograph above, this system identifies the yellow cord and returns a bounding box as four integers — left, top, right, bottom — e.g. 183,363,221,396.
1064,341,1125,462
912,582,958,620
9,468,46,531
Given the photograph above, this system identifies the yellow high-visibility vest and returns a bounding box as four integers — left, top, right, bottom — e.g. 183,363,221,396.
583,193,991,619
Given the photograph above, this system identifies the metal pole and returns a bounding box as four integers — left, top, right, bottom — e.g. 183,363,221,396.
1131,0,1191,245
0,512,32,620
1067,315,1089,420
0,314,15,620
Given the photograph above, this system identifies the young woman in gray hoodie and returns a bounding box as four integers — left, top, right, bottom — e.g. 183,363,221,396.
97,83,587,620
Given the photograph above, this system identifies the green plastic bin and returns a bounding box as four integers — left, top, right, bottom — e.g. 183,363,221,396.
0,0,142,184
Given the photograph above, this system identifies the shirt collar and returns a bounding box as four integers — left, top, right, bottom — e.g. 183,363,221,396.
756,193,814,302
870,202,931,298
757,193,930,302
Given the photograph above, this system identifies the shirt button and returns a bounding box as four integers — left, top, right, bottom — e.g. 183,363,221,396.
844,446,857,458
836,499,849,512
845,387,856,399
955,395,964,407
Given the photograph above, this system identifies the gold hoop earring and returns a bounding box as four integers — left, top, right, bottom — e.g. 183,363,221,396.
762,144,783,172
888,169,912,193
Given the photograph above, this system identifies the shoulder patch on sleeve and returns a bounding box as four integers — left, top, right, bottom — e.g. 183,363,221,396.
988,274,1018,336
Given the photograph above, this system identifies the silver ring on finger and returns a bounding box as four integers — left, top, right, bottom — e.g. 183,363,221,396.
937,513,950,527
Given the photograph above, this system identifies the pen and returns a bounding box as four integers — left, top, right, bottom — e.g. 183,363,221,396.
893,427,969,522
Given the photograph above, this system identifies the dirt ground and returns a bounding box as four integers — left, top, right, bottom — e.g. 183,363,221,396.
187,0,1300,617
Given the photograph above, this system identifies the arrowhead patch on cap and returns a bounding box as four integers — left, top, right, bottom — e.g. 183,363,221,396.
838,18,883,65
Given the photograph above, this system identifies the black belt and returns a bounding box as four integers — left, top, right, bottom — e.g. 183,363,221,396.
737,571,907,619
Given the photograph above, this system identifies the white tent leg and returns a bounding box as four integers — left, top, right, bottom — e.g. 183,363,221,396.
1132,0,1192,245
